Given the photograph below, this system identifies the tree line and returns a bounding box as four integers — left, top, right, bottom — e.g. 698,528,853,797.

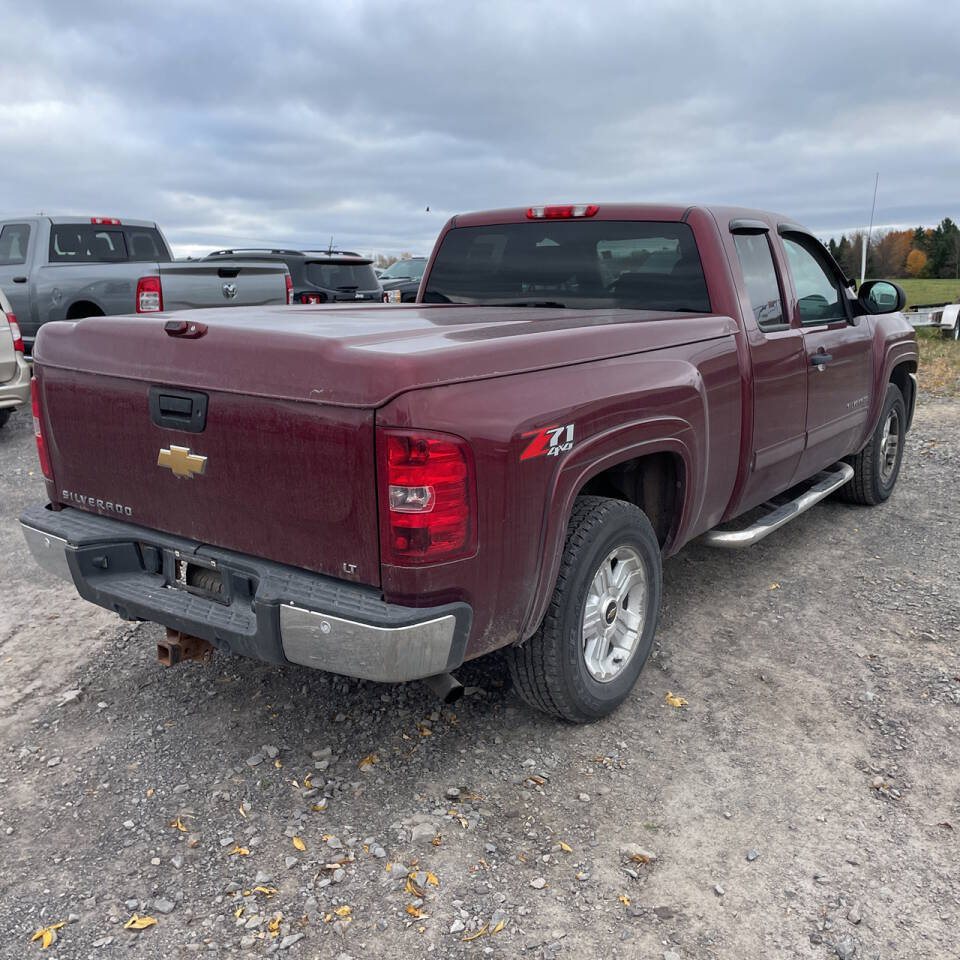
826,218,960,280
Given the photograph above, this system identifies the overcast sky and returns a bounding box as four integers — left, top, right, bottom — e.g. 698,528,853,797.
1,0,957,257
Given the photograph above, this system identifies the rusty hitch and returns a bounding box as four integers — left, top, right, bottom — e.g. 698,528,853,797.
157,628,215,667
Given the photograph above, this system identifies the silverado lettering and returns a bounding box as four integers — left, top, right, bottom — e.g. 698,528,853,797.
23,203,917,722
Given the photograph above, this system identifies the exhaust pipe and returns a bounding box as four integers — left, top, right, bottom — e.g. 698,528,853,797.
158,628,215,667
422,672,464,704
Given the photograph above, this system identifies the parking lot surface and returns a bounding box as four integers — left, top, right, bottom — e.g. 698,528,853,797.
1,399,957,959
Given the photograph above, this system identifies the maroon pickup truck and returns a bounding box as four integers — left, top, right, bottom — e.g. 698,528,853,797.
21,203,917,721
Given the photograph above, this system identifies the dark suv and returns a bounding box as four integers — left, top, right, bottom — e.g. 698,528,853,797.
205,248,382,304
379,257,427,303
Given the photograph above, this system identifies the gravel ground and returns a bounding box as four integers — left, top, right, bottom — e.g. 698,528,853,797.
0,398,957,960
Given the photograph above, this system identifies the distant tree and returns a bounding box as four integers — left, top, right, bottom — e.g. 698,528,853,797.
905,249,927,277
375,254,399,268
870,229,912,278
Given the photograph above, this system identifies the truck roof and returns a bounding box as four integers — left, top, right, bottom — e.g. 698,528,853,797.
449,203,801,232
0,215,159,228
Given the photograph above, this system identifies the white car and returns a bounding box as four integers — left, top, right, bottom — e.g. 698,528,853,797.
0,286,30,428
931,303,960,341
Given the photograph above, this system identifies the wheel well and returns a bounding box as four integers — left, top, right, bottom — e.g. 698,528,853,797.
65,301,104,320
889,361,916,416
576,452,680,546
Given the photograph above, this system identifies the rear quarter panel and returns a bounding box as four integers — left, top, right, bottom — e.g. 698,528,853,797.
377,337,742,660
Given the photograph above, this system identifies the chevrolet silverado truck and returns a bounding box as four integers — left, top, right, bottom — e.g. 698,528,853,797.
0,217,293,354
20,203,917,722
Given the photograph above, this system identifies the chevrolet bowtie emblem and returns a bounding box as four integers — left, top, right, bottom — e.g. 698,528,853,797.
157,445,207,479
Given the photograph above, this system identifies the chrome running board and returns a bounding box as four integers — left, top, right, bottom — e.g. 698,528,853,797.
702,463,854,549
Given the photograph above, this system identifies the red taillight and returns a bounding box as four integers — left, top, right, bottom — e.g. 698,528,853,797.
377,430,476,566
136,276,163,313
6,313,23,353
285,274,294,305
301,292,323,304
31,377,53,481
526,204,599,219
91,216,121,224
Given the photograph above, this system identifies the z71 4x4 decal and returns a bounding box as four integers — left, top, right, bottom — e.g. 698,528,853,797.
520,424,575,460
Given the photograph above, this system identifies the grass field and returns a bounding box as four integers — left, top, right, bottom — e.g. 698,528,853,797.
881,277,960,309
917,327,960,397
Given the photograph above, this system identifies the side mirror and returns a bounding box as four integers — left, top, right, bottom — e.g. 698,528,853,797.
857,279,906,315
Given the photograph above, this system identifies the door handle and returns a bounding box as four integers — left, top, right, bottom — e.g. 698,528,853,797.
810,352,833,366
12,276,27,283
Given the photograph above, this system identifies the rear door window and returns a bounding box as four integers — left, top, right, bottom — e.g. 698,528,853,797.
423,220,711,312
50,226,127,262
733,233,785,330
0,223,31,265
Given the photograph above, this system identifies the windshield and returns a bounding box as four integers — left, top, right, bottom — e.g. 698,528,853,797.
381,259,426,280
422,220,710,312
306,261,379,290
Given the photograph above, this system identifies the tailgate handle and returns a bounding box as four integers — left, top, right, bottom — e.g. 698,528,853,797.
217,267,241,278
149,386,208,433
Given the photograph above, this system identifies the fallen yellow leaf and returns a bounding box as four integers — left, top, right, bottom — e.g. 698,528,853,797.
426,872,439,887
268,912,282,936
431,836,441,846
146,788,154,798
492,918,506,934
385,861,393,872
238,803,247,818
123,914,157,931
769,582,780,590
462,923,488,941
334,905,352,918
559,841,573,853
228,845,250,857
358,754,379,770
619,894,631,906
292,836,306,851
253,886,277,896
665,691,688,708
30,922,65,950
405,904,426,918
234,905,244,919
169,817,187,833
406,877,424,897
274,759,282,769
304,774,312,789
417,723,432,737
311,801,327,812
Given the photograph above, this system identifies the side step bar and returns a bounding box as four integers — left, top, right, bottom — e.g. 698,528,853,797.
702,463,854,549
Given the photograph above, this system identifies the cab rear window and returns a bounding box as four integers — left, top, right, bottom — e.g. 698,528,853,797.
49,225,171,263
423,220,711,312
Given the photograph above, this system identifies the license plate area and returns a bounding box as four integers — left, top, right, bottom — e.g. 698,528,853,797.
167,550,229,605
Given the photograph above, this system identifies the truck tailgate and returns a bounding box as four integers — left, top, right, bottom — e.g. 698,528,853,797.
159,261,288,309
36,365,380,587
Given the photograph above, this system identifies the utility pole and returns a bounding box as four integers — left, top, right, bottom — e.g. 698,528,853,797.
860,172,879,285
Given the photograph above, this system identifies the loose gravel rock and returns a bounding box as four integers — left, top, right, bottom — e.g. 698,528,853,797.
0,399,958,958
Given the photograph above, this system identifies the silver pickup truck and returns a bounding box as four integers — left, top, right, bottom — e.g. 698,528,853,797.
0,217,292,353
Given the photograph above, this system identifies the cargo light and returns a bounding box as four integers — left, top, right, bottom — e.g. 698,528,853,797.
6,313,23,353
136,276,163,313
526,204,599,220
377,429,477,565
91,216,121,225
285,274,294,304
31,377,53,481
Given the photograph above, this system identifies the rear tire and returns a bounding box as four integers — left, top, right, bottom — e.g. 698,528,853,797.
839,383,906,505
0,409,11,429
506,496,662,722
943,319,960,341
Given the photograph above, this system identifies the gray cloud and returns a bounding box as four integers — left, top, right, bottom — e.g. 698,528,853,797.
1,0,957,256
